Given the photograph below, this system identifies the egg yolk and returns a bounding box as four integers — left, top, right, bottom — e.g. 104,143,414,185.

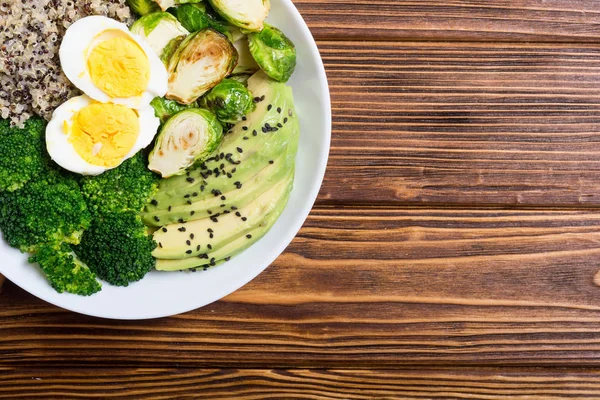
87,35,150,99
67,102,140,168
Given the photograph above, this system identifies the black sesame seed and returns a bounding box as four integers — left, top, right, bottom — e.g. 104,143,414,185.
186,177,195,183
154,216,160,222
221,195,226,200
267,104,272,111
207,210,213,215
192,192,198,197
243,136,248,140
197,245,201,251
242,217,247,221
209,233,214,239
200,185,205,191
277,123,283,128
184,194,190,198
186,250,192,255
168,206,172,212
227,173,232,178
220,153,225,160
179,227,186,232
237,147,243,153
190,268,197,273
277,107,282,113
159,242,163,248
232,168,237,173
207,244,213,249
190,234,195,239
269,160,274,164
235,212,241,217
162,227,168,233
242,116,247,121
191,211,195,216
260,95,265,101
284,117,288,124
253,96,260,102
246,234,252,239
231,206,238,210
262,126,267,133
210,257,216,263
211,217,218,223
187,200,193,205
150,199,158,206
225,257,231,262
242,126,248,131
186,240,191,246
223,210,230,214
252,130,257,136
208,228,214,233
220,204,226,207
265,123,271,129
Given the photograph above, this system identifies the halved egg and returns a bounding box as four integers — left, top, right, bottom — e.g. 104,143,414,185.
59,16,168,109
46,95,160,175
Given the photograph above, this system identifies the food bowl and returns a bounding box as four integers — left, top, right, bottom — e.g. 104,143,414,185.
0,0,331,319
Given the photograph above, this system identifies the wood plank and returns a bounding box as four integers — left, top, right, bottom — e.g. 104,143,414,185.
297,0,600,42
4,207,600,367
2,367,600,399
319,41,600,206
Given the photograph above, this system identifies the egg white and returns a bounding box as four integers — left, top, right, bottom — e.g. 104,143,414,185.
59,16,168,109
46,95,160,176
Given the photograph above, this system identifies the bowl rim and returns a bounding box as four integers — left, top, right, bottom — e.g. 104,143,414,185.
0,0,332,320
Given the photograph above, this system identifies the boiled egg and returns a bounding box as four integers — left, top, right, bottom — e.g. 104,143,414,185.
46,95,160,175
59,16,168,109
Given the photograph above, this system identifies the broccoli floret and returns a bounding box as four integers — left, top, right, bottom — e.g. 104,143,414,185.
0,172,92,252
80,152,159,217
29,243,101,296
75,211,156,287
0,117,47,192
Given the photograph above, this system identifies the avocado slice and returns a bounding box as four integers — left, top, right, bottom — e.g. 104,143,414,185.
152,169,292,260
143,145,292,226
155,171,293,271
144,71,297,218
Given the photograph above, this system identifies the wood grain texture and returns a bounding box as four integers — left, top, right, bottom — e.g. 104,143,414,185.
319,41,600,206
2,367,600,399
4,208,600,367
297,0,600,42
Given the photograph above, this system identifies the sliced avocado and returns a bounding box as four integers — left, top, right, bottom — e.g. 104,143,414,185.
152,169,292,260
142,146,292,226
145,71,297,215
155,171,293,271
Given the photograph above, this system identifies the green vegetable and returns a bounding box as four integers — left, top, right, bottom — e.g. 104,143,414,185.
76,211,156,287
166,28,238,104
151,97,196,123
127,0,161,16
160,36,186,65
171,3,229,35
80,153,159,219
148,108,223,177
201,79,255,124
131,12,189,58
248,24,296,82
0,117,47,192
29,243,101,296
0,171,91,253
232,33,259,75
207,0,270,32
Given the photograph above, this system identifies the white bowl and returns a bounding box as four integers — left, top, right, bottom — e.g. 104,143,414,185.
0,0,331,320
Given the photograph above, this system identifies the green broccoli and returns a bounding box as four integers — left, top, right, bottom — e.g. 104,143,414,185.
0,171,92,252
75,211,156,287
29,243,101,296
80,152,160,217
0,117,47,192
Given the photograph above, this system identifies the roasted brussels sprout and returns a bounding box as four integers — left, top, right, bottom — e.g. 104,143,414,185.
207,0,270,32
166,28,238,104
248,24,296,82
148,108,223,177
171,3,229,35
127,0,160,16
160,35,186,65
200,79,255,124
150,97,197,123
131,12,189,58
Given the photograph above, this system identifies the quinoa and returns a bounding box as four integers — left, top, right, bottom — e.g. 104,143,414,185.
0,0,132,127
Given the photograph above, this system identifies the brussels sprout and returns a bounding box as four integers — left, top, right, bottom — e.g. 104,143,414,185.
127,0,160,16
131,12,189,58
160,35,186,65
232,33,259,75
166,28,238,105
227,73,252,86
171,3,230,35
248,24,296,82
200,79,255,124
207,0,270,32
154,0,175,10
148,108,223,177
150,97,197,123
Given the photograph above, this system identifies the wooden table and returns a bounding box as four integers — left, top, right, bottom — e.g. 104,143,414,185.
3,1,600,397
